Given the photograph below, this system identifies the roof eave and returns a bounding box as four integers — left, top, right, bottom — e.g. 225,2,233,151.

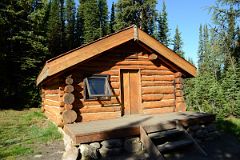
36,64,49,86
137,29,196,77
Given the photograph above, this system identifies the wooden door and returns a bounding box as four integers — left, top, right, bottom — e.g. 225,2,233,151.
121,70,140,115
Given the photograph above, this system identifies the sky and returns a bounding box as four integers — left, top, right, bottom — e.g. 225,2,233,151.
106,0,216,65
76,0,216,65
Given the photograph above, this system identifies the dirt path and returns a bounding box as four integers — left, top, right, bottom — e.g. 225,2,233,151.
20,132,240,160
19,140,64,160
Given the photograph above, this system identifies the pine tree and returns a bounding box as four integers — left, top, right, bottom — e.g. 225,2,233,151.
75,0,84,46
172,26,184,58
109,2,116,33
115,0,157,35
157,1,170,46
0,0,49,107
203,25,209,54
185,0,240,118
98,0,108,37
82,0,100,43
60,0,66,51
47,0,62,56
65,0,76,50
198,25,204,70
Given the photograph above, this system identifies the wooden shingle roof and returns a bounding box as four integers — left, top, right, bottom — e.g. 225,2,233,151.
37,25,196,85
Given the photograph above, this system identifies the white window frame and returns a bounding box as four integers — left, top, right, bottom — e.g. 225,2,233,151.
84,75,113,100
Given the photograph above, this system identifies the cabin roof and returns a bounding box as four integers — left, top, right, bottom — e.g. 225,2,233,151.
37,25,196,85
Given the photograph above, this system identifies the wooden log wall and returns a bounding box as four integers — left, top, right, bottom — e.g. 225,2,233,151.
174,72,187,112
68,48,179,120
41,43,187,123
41,82,65,127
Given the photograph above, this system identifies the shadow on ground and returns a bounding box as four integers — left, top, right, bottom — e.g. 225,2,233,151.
99,132,240,160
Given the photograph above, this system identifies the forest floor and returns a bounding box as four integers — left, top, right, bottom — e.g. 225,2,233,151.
0,108,240,160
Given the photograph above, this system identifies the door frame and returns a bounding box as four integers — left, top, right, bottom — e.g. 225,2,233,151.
119,69,142,116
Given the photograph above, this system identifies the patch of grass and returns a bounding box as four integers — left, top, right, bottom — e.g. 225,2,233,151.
0,108,62,159
217,117,240,140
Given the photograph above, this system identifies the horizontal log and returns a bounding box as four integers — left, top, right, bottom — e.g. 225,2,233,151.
142,86,175,94
143,99,175,109
83,98,121,106
110,76,119,82
115,60,154,65
43,89,64,95
143,106,175,115
175,103,186,112
100,70,119,76
44,111,63,127
80,60,156,68
142,81,174,87
78,89,120,97
82,104,121,108
142,94,163,101
176,90,184,97
44,105,64,114
110,82,120,89
80,106,121,113
174,72,182,78
175,84,183,90
112,89,120,96
44,110,57,121
44,99,64,107
111,65,169,70
142,75,175,81
142,94,175,102
79,111,121,122
176,97,185,103
141,70,174,76
175,78,183,84
44,94,60,101
138,55,149,59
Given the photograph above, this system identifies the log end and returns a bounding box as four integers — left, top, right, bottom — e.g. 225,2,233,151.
62,110,77,124
148,53,158,61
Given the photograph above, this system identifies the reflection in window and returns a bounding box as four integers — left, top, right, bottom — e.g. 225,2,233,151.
84,75,112,100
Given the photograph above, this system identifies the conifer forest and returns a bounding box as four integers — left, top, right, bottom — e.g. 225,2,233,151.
0,0,239,118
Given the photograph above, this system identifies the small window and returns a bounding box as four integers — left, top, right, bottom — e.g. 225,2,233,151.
84,75,113,100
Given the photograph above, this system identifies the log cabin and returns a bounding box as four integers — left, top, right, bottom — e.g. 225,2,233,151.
37,25,197,127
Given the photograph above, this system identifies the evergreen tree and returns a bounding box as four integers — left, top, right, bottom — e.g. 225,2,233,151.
198,25,204,70
0,0,49,108
234,26,240,63
47,0,62,56
172,26,184,58
185,0,240,118
82,0,100,43
75,0,84,46
65,0,76,50
109,2,116,33
115,0,157,35
60,0,66,51
157,1,170,46
98,0,108,37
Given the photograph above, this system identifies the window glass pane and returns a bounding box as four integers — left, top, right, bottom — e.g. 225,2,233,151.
88,77,106,95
